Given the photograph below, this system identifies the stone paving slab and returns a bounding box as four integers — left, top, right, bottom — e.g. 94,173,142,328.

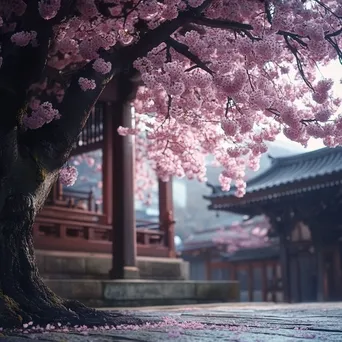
3,302,342,341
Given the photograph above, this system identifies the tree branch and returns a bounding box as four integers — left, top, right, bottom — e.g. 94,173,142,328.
283,35,314,91
166,38,213,74
325,28,342,63
265,1,274,25
21,59,116,169
0,0,76,174
0,3,51,115
277,31,308,47
0,1,54,174
0,0,75,127
313,0,342,19
191,17,253,31
22,6,204,169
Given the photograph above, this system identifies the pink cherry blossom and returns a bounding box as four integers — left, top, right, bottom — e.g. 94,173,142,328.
38,0,61,20
11,31,37,46
2,0,342,197
93,58,112,74
59,166,78,186
78,77,96,91
23,102,60,129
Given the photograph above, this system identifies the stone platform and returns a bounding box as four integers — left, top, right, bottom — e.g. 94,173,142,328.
44,279,240,307
4,302,342,341
36,250,189,280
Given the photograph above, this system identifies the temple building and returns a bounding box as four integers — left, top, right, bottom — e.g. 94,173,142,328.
189,147,342,303
181,216,282,302
33,76,185,282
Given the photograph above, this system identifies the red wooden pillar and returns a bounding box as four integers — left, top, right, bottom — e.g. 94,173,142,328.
109,99,139,279
158,178,176,258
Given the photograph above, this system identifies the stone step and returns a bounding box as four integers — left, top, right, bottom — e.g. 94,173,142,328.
44,279,240,308
36,250,189,281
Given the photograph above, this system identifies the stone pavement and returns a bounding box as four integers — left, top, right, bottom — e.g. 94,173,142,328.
3,302,342,341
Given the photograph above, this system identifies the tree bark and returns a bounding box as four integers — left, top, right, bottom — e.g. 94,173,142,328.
0,0,217,330
0,161,141,329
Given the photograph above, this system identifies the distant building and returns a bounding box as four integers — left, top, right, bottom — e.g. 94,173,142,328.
173,143,308,240
181,216,282,302
203,147,342,303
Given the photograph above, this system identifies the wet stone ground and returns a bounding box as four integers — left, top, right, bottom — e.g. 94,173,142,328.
3,302,342,341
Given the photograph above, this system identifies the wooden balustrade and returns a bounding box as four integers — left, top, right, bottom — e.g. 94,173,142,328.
34,206,172,257
70,103,104,156
38,99,176,263
46,185,96,211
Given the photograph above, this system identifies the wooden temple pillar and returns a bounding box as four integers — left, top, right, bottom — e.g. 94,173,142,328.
331,242,342,300
314,238,326,301
279,229,291,302
271,214,293,303
312,225,342,301
108,77,139,280
158,179,176,258
311,224,329,301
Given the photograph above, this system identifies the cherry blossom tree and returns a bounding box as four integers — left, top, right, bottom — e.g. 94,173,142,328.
0,0,342,329
211,218,271,254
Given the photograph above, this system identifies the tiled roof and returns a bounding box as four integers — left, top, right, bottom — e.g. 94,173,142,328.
206,147,342,200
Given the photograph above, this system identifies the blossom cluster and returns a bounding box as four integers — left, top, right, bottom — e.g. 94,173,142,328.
23,102,60,129
78,77,96,91
2,0,342,197
38,0,61,20
210,218,270,254
11,31,37,47
59,166,78,186
93,58,112,74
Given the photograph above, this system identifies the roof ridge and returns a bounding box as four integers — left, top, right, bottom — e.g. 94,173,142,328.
246,147,342,186
270,146,342,165
204,146,342,198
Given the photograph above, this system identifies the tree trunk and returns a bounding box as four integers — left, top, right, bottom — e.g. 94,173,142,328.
0,175,141,329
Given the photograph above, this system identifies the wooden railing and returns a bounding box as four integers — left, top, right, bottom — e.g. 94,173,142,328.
71,103,104,155
33,206,172,257
47,188,97,211
40,177,175,258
